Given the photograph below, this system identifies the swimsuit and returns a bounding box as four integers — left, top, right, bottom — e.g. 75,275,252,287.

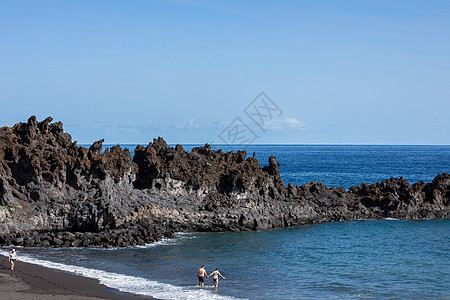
198,276,204,283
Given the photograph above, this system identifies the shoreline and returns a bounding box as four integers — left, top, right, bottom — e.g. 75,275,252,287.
0,255,157,300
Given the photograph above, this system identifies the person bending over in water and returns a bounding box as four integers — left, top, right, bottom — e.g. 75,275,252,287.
209,268,225,288
9,249,18,271
197,265,209,287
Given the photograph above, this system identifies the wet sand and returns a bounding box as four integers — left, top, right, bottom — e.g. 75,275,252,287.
0,256,156,300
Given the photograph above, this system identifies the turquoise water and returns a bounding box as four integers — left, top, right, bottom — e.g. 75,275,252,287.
2,145,450,299
11,219,450,299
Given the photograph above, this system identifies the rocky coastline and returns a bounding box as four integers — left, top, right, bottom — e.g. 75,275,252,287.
1,116,449,248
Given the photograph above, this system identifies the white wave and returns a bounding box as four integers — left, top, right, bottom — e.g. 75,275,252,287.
141,237,183,248
383,218,400,221
0,249,245,300
135,233,199,249
85,235,191,251
175,232,198,237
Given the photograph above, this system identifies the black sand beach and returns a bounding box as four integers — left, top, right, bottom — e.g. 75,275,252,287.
0,255,155,300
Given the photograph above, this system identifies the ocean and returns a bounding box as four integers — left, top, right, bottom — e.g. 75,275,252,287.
1,145,450,299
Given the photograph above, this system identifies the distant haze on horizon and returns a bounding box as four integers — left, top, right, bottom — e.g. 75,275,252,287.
1,0,449,145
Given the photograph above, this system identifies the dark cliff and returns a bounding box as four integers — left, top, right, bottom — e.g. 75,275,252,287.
1,116,449,247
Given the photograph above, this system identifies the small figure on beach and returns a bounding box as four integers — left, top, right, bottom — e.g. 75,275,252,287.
197,265,209,287
209,268,225,288
9,249,18,271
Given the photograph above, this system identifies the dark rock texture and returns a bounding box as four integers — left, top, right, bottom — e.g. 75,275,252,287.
0,116,449,247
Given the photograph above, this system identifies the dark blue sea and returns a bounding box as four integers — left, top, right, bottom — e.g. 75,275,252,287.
2,145,450,299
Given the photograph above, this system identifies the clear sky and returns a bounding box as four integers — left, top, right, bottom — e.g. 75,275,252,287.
1,0,449,145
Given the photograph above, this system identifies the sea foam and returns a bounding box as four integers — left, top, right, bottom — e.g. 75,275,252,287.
0,249,244,300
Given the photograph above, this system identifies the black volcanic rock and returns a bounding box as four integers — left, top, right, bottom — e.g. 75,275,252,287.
0,116,449,247
132,138,285,198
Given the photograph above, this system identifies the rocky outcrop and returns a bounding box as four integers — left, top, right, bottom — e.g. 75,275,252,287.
132,137,285,198
0,116,449,247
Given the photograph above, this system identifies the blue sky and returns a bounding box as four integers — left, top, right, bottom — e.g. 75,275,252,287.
1,0,449,145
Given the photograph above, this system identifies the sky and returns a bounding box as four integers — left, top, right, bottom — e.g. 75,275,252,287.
1,0,449,145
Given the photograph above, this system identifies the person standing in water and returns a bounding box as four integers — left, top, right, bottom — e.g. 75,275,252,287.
197,265,209,287
9,249,18,271
209,268,225,288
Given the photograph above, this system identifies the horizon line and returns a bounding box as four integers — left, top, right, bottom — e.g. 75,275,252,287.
76,142,450,147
